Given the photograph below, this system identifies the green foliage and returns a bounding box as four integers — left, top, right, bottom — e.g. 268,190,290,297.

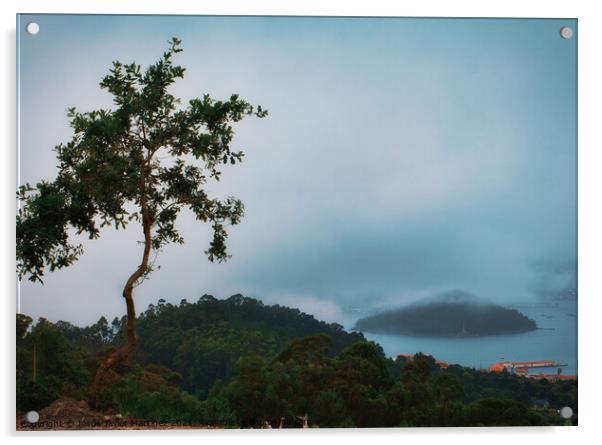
104,368,204,423
356,294,537,336
337,341,393,390
277,333,332,365
201,386,237,427
16,300,577,427
17,318,92,386
16,316,93,412
465,398,545,426
17,37,267,282
311,390,348,427
16,182,85,283
16,377,60,412
134,294,364,394
16,313,32,339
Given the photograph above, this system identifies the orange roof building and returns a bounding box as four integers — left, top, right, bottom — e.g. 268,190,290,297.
489,362,513,372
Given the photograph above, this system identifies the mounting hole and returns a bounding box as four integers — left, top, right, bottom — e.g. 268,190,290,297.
559,26,573,40
559,406,573,419
26,22,40,35
25,410,39,423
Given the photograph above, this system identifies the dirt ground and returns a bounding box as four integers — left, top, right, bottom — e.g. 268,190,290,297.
16,397,218,430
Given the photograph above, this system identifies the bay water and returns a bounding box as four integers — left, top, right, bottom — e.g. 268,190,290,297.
359,300,578,375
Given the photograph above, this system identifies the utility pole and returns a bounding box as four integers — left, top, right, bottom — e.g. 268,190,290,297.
32,343,37,382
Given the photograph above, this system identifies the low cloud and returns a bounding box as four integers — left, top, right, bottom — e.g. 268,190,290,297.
18,16,576,326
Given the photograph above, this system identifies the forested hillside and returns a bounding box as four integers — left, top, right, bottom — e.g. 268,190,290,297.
17,295,577,428
356,292,537,337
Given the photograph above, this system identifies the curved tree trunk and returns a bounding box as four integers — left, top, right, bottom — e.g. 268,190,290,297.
88,205,152,407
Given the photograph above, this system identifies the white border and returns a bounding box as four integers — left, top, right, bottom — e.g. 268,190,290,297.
2,1,601,444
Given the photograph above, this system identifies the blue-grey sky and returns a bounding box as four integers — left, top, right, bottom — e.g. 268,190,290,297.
18,15,577,326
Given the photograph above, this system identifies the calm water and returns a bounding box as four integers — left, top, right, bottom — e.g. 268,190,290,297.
357,300,578,375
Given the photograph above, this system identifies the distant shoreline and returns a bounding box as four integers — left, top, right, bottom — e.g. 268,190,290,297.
354,327,536,338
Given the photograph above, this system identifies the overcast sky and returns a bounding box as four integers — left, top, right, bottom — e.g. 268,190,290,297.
18,15,577,326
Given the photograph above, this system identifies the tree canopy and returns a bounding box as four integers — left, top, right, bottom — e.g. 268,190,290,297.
16,37,268,404
16,296,578,427
17,37,267,283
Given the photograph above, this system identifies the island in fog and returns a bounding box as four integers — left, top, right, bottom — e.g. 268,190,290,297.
355,291,537,337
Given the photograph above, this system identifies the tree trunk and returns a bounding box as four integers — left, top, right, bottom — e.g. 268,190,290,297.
88,207,152,408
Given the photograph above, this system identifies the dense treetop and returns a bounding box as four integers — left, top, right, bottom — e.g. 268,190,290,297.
17,37,267,283
355,291,537,337
17,295,576,427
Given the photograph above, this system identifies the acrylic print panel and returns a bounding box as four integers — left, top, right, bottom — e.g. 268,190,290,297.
16,15,577,430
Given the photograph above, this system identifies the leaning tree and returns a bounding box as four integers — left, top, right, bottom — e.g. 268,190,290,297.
16,38,267,404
